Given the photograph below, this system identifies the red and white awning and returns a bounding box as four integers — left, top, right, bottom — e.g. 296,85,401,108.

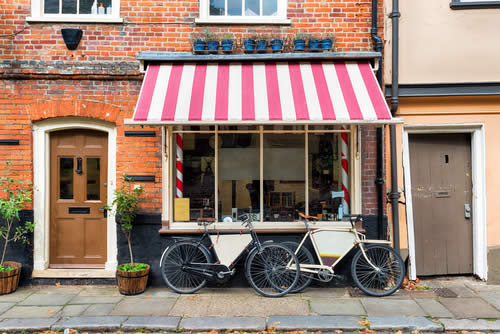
129,61,396,125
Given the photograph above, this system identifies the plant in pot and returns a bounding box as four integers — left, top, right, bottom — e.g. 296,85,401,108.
293,33,307,51
221,33,234,53
242,35,257,53
320,35,336,51
270,34,284,53
308,36,321,52
203,29,219,54
0,162,35,295
192,32,207,54
255,34,268,53
105,175,148,295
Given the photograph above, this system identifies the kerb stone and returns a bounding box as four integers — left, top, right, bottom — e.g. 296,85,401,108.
441,318,500,331
180,317,266,331
367,316,444,331
0,318,59,331
122,316,180,331
268,316,364,331
52,316,127,331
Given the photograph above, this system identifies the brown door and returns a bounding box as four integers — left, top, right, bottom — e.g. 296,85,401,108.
50,129,108,268
409,133,473,275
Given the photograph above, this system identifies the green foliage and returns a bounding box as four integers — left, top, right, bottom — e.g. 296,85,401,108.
0,265,13,271
118,263,148,272
0,162,35,265
105,174,143,264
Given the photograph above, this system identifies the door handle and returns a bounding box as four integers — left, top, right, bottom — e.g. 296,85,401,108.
464,203,471,219
75,157,82,175
98,207,107,218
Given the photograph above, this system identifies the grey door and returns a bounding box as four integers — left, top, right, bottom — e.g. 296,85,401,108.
409,133,473,275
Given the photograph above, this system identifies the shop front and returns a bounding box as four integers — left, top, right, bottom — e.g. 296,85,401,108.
128,58,397,234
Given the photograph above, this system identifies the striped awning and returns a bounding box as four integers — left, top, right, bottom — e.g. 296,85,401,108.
129,61,396,125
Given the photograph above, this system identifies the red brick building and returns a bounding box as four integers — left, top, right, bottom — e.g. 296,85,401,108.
0,0,393,286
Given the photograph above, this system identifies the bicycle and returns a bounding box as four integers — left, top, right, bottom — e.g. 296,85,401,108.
283,212,405,297
159,214,300,298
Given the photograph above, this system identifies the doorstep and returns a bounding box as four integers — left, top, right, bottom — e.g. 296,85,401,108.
32,269,116,278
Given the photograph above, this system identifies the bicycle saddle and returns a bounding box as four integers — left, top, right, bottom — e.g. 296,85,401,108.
298,212,319,220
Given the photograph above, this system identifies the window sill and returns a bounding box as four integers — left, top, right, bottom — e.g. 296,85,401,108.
450,1,500,9
26,16,124,23
195,17,291,25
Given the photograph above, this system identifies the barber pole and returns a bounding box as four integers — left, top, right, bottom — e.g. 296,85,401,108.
176,134,183,198
340,126,349,214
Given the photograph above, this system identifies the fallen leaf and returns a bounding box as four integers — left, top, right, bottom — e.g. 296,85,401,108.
395,330,403,334
145,294,152,298
47,310,57,314
359,320,370,327
335,330,344,333
273,321,280,325
55,282,61,287
268,326,276,333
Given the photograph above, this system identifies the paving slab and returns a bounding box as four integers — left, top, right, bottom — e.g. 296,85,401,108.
0,288,35,303
69,295,123,304
60,304,90,317
82,303,115,316
415,299,454,318
0,303,14,316
126,287,179,298
310,298,366,316
180,316,266,331
111,298,174,316
78,286,122,297
478,291,500,310
1,306,63,318
19,292,75,306
439,297,500,318
33,286,84,295
301,288,348,298
170,294,310,317
441,318,500,331
52,316,127,331
448,285,478,297
268,315,364,331
361,298,426,317
122,316,181,331
367,316,443,331
0,318,59,331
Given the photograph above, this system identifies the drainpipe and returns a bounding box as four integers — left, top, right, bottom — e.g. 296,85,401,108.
389,0,401,253
371,0,384,239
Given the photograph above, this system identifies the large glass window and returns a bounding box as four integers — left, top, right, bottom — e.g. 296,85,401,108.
209,0,277,16
44,0,112,15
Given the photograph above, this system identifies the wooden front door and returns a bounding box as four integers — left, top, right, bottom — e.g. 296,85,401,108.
50,130,108,268
409,133,473,275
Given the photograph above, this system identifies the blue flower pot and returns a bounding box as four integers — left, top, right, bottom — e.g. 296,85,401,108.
193,40,207,53
308,39,320,51
294,39,306,51
321,38,333,50
243,39,256,52
207,40,219,54
221,40,234,53
270,39,284,52
256,40,268,53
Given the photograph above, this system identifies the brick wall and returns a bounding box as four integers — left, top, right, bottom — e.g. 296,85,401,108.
0,0,384,214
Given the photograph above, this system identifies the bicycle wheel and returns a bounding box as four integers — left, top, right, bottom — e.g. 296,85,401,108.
351,244,405,297
161,241,212,294
245,243,300,298
281,241,314,293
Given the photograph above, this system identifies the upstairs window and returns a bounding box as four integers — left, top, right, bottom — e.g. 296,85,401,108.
28,0,122,22
450,0,500,9
197,0,289,24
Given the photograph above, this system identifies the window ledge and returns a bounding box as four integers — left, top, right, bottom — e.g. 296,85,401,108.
450,1,500,9
27,16,124,23
195,17,291,25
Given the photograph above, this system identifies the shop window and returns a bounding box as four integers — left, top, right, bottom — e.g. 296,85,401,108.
450,0,500,9
197,0,289,24
28,0,122,22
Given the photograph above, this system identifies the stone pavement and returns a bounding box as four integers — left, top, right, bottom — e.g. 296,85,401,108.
0,277,499,332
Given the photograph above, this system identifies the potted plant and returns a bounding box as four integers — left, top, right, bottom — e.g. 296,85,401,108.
293,33,307,51
308,36,321,51
105,175,148,295
320,35,336,51
221,33,234,53
192,32,207,54
0,162,35,295
204,29,219,54
243,35,257,53
255,35,268,53
270,34,284,53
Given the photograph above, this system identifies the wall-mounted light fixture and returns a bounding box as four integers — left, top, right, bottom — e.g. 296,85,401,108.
61,28,83,50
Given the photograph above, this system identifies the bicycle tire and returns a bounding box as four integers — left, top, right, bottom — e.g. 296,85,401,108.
245,243,300,298
281,241,314,293
160,241,212,294
351,244,405,297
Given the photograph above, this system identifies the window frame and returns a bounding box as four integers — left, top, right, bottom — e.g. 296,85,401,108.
450,0,500,9
196,0,290,24
27,0,123,23
165,125,360,231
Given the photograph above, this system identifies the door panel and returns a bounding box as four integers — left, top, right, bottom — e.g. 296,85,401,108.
50,129,108,268
409,133,473,276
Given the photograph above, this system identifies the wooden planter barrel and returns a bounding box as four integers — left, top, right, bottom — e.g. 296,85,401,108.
0,262,21,295
116,263,150,295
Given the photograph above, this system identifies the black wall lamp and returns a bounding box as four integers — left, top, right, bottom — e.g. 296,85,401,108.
61,28,83,50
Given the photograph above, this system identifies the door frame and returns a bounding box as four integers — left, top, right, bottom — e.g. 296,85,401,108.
402,123,487,280
32,118,117,277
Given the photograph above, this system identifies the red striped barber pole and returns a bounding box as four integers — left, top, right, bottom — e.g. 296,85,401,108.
176,134,183,198
340,126,349,214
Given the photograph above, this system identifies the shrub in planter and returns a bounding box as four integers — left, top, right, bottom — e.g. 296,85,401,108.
293,33,307,51
243,39,256,53
308,38,321,51
320,36,335,51
270,38,284,52
0,162,35,295
193,40,207,53
221,33,234,53
105,175,147,295
256,39,268,53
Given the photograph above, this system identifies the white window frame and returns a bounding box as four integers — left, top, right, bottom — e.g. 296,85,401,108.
196,0,290,24
450,0,500,9
163,125,361,231
27,0,123,23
